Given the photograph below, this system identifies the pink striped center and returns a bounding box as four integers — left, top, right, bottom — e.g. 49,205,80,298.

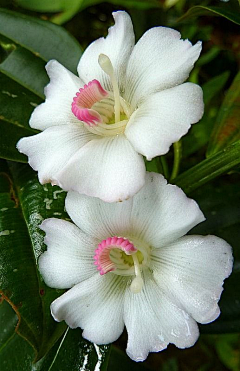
71,79,108,126
94,237,137,275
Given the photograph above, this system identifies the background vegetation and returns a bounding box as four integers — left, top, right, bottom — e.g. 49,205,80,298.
0,0,239,370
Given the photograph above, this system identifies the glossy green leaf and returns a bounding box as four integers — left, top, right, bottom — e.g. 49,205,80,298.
0,120,31,162
0,160,67,358
0,73,41,162
39,330,110,371
173,140,240,194
0,8,82,72
207,71,240,156
0,46,48,98
0,299,110,370
0,160,111,367
178,5,240,25
0,73,41,128
189,178,240,333
0,299,18,348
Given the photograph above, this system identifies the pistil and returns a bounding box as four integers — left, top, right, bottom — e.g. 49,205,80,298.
98,54,121,123
130,254,144,294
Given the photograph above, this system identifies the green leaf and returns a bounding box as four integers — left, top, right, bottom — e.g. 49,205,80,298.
0,299,18,349
0,160,67,358
189,179,240,333
182,71,230,157
215,334,240,370
0,120,31,162
0,160,111,366
173,140,240,194
0,299,110,370
0,73,41,128
0,46,48,98
39,330,110,371
15,0,160,24
177,5,240,25
207,71,240,156
0,8,82,73
0,73,41,162
202,71,230,106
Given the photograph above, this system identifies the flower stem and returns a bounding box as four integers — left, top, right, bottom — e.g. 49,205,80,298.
170,141,182,181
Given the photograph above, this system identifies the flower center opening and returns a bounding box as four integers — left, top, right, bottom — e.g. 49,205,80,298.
71,54,131,136
94,236,148,294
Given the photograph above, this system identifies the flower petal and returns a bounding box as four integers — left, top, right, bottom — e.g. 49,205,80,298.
152,235,233,324
125,27,201,107
124,270,199,361
51,273,127,344
125,83,204,160
130,173,205,248
38,219,98,288
77,11,135,91
56,134,146,202
17,124,96,184
30,60,83,131
65,191,133,240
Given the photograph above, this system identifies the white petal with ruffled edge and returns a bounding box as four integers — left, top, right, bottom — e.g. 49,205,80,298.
17,123,97,184
125,83,204,160
30,60,83,131
125,27,201,107
38,219,98,288
152,235,233,324
51,273,127,344
55,134,145,203
124,270,199,362
130,173,205,248
65,191,133,240
77,11,135,91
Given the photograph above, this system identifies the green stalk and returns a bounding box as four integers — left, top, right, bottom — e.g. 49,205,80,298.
173,140,240,194
170,141,182,181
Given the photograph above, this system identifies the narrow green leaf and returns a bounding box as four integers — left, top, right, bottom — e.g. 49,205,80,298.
173,140,240,194
0,8,82,73
197,46,220,67
177,5,240,25
207,71,240,156
202,71,230,106
182,71,230,157
0,46,48,98
215,334,240,370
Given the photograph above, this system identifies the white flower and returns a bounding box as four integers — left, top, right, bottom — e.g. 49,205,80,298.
38,173,232,362
17,11,204,202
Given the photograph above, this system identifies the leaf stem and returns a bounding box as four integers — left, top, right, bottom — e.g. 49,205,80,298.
170,141,182,181
48,327,69,371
